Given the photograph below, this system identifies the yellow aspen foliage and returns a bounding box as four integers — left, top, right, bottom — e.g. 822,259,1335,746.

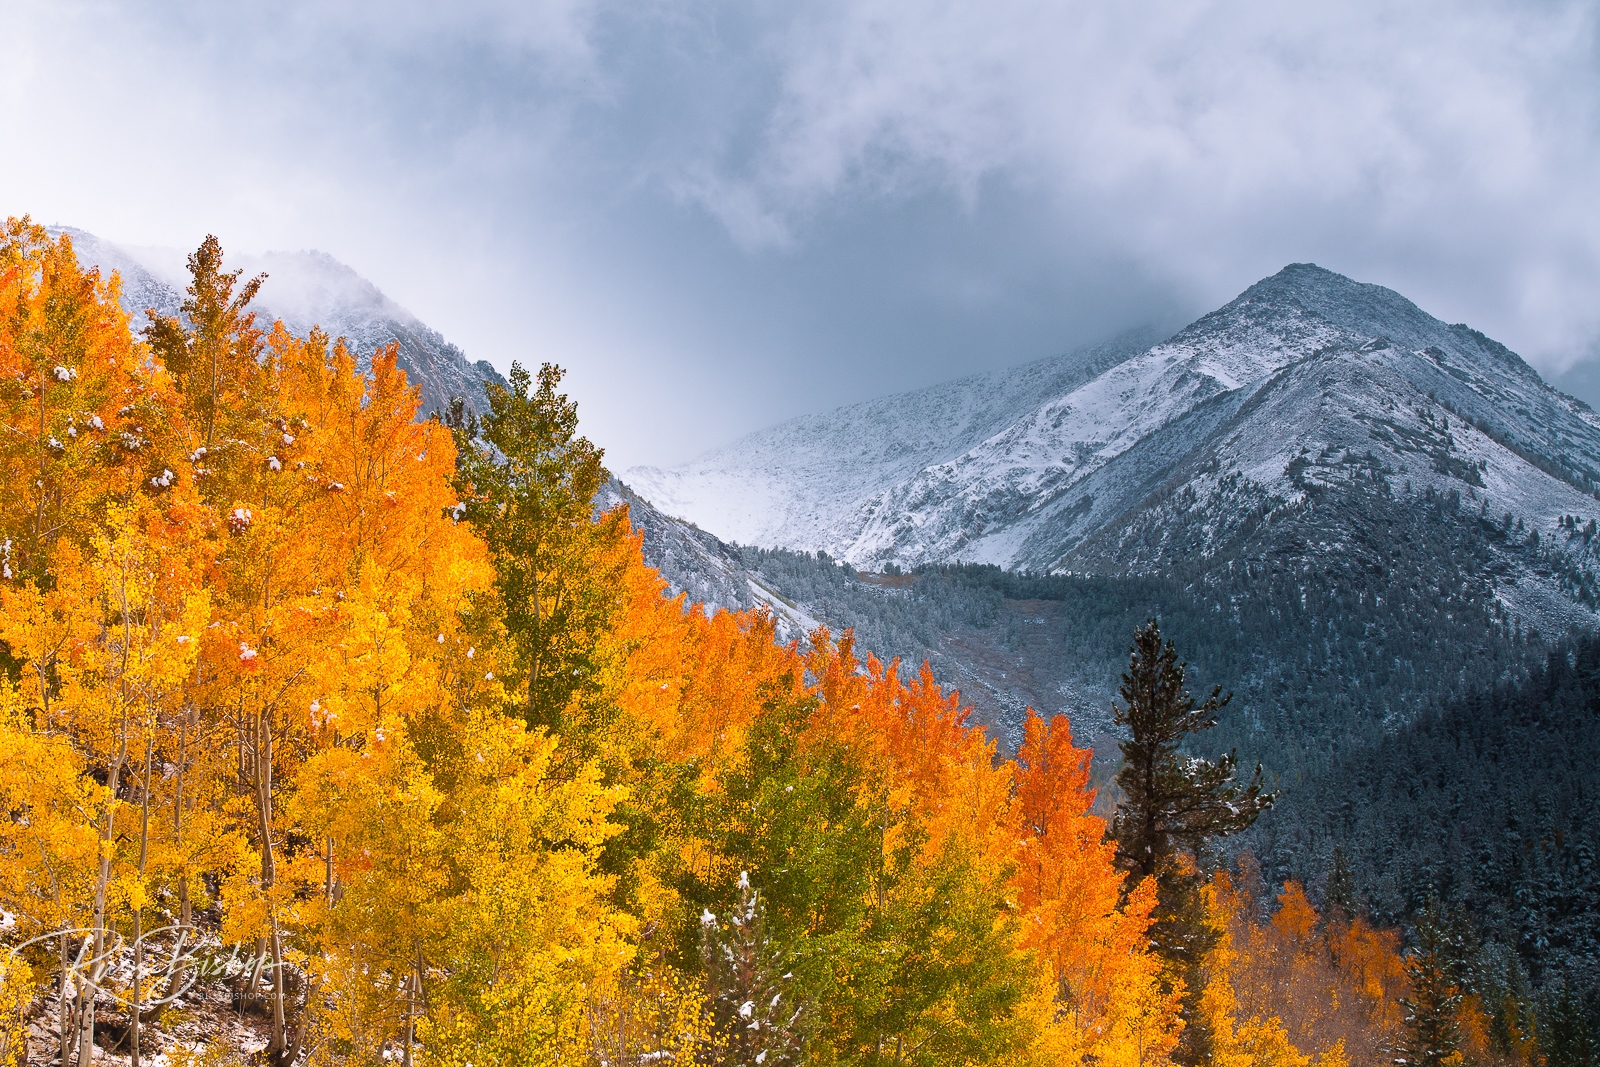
586,957,713,1067
0,496,212,1062
0,219,183,583
1093,954,1186,1067
0,677,102,1064
0,225,629,1065
0,952,33,1067
1013,709,1180,1066
1199,876,1308,1067
1214,866,1412,1067
411,714,631,1065
0,683,101,941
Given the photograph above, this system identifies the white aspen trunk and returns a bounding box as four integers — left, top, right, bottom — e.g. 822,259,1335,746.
83,732,127,1063
252,705,288,1057
131,729,153,1066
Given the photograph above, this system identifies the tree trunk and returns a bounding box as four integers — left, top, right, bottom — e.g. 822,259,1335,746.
131,729,153,1067
175,705,192,931
252,706,289,1057
83,735,128,1062
57,925,70,1066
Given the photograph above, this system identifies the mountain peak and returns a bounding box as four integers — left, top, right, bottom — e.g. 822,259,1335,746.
1217,262,1450,350
630,259,1600,608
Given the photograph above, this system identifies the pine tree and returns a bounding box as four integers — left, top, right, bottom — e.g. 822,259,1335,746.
1395,900,1465,1067
699,872,803,1067
1541,985,1596,1067
1325,846,1360,921
1108,619,1274,1066
1110,620,1274,881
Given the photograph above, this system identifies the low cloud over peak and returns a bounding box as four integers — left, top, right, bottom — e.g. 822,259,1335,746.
4,0,1598,466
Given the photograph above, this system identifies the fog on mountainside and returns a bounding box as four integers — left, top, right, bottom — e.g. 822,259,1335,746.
58,227,505,419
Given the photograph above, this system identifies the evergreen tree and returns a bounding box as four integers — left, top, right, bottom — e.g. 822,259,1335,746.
1543,985,1598,1067
699,872,803,1067
1325,845,1361,920
1108,619,1274,1065
1110,620,1274,879
1395,900,1466,1067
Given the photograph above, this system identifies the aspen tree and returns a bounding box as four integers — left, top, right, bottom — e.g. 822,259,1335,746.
448,361,624,738
1013,709,1180,1065
0,681,99,1065
143,235,266,457
0,219,1336,1067
89,506,207,1064
0,219,163,583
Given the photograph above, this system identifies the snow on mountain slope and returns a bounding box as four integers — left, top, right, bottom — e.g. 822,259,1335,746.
624,326,1167,548
984,266,1600,578
836,285,1349,566
59,228,504,417
631,263,1600,634
595,479,824,642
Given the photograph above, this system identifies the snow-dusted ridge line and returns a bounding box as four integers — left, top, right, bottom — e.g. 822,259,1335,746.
625,325,1170,550
625,262,1600,633
55,227,505,418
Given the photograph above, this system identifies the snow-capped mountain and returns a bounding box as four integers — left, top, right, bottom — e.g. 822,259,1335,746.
626,326,1168,549
629,264,1600,632
60,228,504,416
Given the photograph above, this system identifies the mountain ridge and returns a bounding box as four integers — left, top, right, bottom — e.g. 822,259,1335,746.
58,227,505,417
608,262,1600,795
626,324,1171,548
628,263,1600,645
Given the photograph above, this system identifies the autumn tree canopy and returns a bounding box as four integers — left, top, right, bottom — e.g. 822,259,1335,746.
0,219,1405,1067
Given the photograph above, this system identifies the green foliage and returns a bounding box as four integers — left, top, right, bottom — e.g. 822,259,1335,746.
677,688,1034,1067
700,872,804,1067
1396,900,1466,1067
449,361,620,735
1258,631,1600,1007
1542,984,1599,1067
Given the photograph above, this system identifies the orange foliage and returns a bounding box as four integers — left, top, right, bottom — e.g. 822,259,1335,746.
1213,868,1410,1067
1014,710,1179,1063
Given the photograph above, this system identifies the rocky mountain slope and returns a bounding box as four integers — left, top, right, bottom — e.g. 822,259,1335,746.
61,227,504,416
629,264,1600,638
596,479,824,642
626,326,1168,549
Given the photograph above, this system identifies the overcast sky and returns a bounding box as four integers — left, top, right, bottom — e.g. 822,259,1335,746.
3,0,1598,469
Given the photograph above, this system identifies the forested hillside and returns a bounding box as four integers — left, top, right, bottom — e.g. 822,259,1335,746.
713,493,1600,1061
729,471,1550,777
5,218,1595,1067
1257,630,1600,1021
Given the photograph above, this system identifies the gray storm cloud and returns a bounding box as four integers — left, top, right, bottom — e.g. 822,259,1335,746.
2,0,1597,467
681,1,1600,355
